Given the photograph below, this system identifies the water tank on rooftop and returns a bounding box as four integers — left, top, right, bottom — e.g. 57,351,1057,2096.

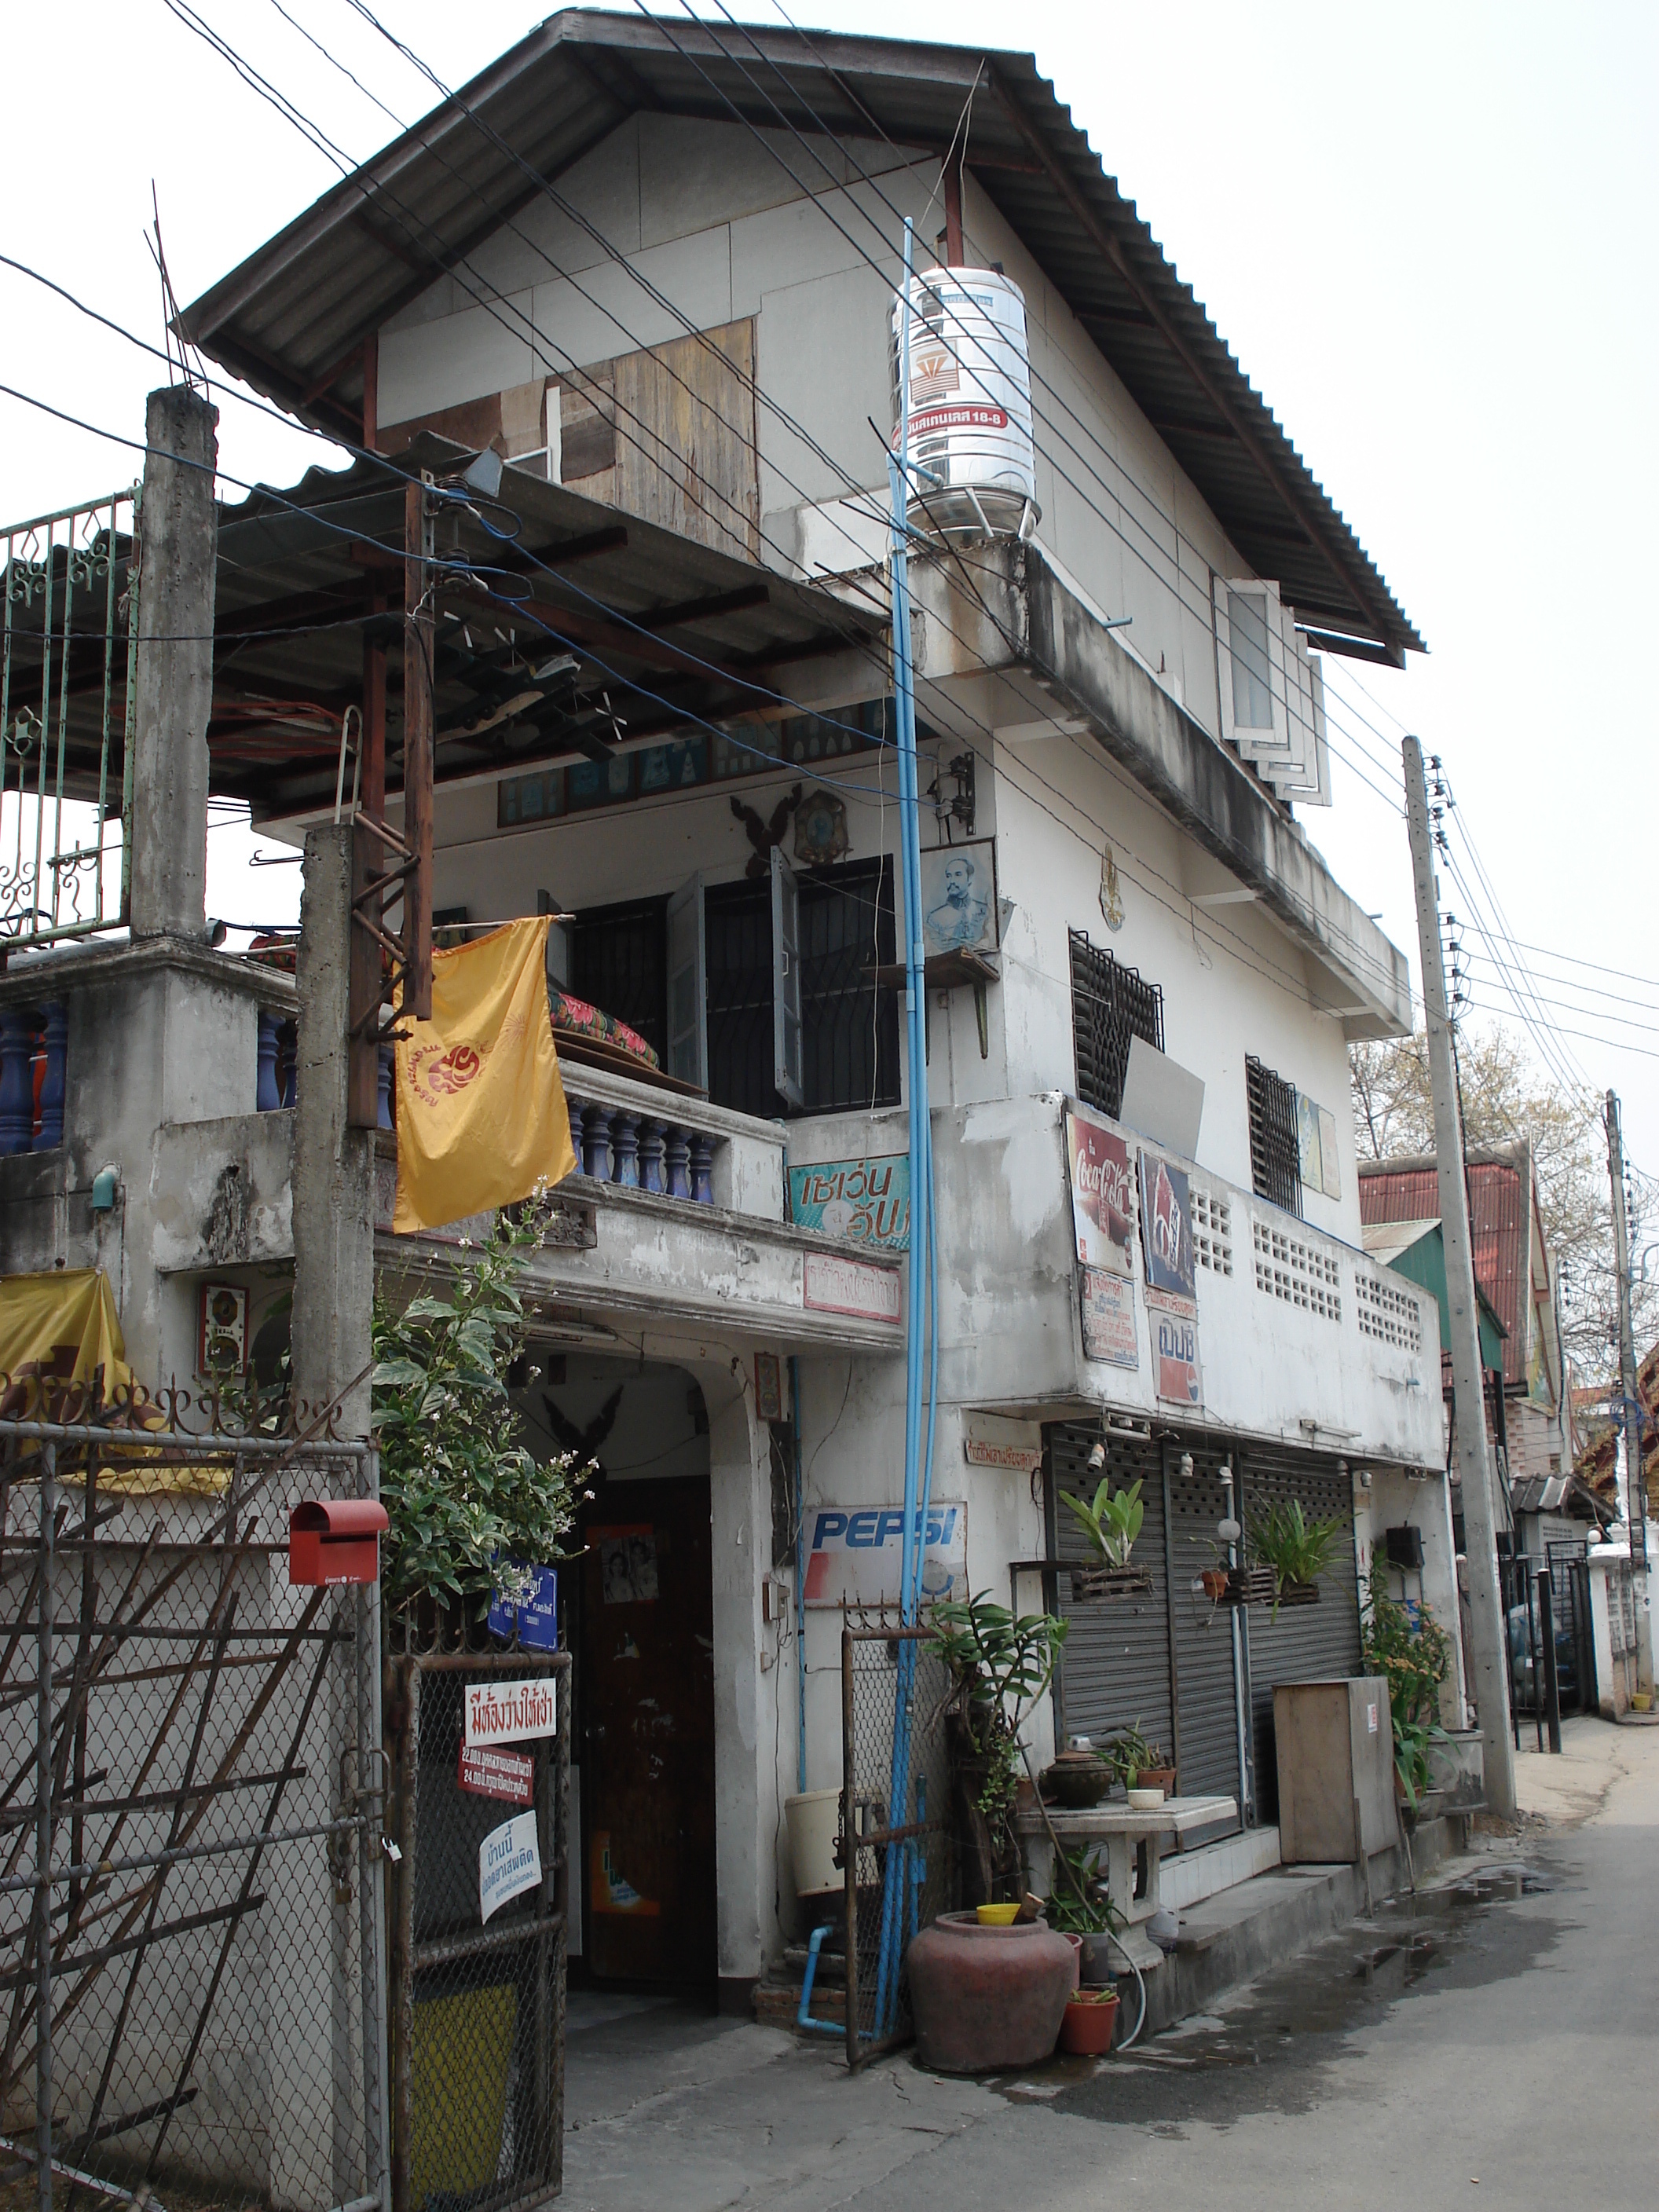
891,266,1038,543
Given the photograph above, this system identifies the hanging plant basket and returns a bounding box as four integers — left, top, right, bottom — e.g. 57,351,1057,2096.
1070,1562,1155,1603
1225,1565,1278,1608
1276,1579,1322,1608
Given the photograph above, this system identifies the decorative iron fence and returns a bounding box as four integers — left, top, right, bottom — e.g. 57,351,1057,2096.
0,1404,387,2212
838,1621,951,2071
2,488,140,953
384,1637,568,2212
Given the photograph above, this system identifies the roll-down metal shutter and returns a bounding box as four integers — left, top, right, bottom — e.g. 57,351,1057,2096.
1048,1426,1172,1769
1239,1447,1362,1824
1165,1437,1247,1820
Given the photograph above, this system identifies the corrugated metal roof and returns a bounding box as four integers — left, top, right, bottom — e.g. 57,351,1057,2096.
179,10,1423,663
1359,1155,1528,1388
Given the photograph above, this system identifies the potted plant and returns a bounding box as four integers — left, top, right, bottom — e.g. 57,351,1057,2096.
1245,1499,1345,1618
1361,1565,1455,1825
1097,1723,1173,1796
1058,1984,1121,2056
1045,1841,1121,1983
1060,1474,1154,1600
931,1594,1070,1902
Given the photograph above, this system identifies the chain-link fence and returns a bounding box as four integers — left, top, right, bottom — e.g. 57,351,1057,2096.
385,1643,568,2212
0,1412,386,2212
838,1623,951,2071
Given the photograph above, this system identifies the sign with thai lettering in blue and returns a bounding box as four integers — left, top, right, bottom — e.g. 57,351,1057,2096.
789,1155,910,1250
803,1501,966,1608
488,1557,559,1651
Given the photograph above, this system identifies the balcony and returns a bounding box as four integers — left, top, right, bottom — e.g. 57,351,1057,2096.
373,1056,905,1351
923,1093,1443,1467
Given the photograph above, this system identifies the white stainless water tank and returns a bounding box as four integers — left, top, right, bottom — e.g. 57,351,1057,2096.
891,265,1039,542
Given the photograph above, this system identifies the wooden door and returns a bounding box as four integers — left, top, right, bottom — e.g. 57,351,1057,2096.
578,1475,717,1985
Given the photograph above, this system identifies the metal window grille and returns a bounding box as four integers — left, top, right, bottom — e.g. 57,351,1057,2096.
1245,1053,1302,1216
706,864,899,1119
1068,928,1164,1118
569,896,669,1062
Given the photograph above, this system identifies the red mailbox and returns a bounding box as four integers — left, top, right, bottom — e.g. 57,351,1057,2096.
289,1499,390,1587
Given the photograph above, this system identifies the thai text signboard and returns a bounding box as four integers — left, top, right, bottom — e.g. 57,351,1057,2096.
463,1676,558,1748
789,1155,910,1249
1081,1269,1138,1367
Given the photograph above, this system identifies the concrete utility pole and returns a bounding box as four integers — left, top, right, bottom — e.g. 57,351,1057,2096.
130,386,218,939
1604,1091,1653,1686
1402,737,1515,1817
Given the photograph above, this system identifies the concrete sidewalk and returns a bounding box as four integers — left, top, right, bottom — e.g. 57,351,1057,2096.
560,1724,1651,2210
1512,1712,1635,1828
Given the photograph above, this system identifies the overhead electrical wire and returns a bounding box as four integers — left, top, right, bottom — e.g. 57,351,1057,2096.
5,16,1557,1053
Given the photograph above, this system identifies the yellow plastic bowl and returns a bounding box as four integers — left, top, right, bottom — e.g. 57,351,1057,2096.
976,1902,1021,1926
1632,1692,1652,1712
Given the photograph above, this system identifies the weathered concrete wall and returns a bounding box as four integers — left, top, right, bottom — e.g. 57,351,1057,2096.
131,387,218,939
291,828,374,1435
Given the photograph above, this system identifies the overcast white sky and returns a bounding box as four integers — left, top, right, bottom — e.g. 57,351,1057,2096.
4,1,1654,1165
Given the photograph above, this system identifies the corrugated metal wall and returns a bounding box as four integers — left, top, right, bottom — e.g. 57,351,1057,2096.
1048,1426,1173,1769
1165,1439,1247,1810
1238,1447,1362,1824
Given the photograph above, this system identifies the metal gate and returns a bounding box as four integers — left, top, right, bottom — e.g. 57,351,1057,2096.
1547,1540,1595,1716
384,1639,568,2212
0,1408,386,2212
838,1621,950,2071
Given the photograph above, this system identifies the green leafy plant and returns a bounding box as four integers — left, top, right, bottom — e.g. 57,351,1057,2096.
1361,1564,1454,1811
373,1213,584,1617
1106,1723,1167,1788
1045,1843,1122,1936
1060,1474,1144,1569
931,1595,1069,1842
1247,1499,1346,1617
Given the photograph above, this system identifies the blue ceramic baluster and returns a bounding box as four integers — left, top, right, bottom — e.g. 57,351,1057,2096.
32,1002,66,1150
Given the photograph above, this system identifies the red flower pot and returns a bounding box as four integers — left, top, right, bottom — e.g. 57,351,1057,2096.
1058,1989,1120,2056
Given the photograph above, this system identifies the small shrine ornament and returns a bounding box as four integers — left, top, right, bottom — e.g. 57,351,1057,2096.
794,788,849,867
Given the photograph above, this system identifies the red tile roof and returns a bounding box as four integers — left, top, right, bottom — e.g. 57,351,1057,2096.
1360,1156,1528,1388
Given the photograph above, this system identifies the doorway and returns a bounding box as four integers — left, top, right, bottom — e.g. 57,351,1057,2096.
533,1356,719,1993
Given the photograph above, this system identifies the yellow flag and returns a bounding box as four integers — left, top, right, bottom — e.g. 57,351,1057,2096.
0,1268,136,1411
393,917,577,1235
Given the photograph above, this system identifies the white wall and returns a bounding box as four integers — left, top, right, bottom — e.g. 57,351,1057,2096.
378,112,1258,744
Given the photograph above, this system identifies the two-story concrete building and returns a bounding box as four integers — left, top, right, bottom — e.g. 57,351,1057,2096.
2,16,1448,2016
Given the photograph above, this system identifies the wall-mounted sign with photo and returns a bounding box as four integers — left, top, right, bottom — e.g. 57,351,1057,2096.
1152,1303,1202,1406
1066,1103,1135,1275
1138,1148,1196,1302
918,839,998,958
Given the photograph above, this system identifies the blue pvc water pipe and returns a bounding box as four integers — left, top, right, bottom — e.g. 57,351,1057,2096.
872,219,942,2039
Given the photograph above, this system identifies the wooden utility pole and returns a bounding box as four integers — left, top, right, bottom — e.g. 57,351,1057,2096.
1402,736,1515,1815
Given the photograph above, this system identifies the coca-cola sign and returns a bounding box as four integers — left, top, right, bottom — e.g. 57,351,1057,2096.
1065,1104,1134,1276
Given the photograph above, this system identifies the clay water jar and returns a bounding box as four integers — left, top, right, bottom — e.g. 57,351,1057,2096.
907,1911,1079,2073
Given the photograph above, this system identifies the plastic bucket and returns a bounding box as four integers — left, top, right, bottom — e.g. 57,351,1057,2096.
785,1788,842,1898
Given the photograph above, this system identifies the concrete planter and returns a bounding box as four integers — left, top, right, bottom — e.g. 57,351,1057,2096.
1427,1729,1485,1813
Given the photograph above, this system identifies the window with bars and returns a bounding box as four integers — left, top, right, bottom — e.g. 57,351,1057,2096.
1245,1053,1302,1216
704,862,899,1118
1069,929,1164,1119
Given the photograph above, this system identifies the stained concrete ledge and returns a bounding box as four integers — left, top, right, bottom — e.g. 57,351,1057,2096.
1144,1813,1469,2034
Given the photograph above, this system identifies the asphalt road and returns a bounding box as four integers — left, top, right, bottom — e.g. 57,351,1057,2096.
562,1720,1654,2212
